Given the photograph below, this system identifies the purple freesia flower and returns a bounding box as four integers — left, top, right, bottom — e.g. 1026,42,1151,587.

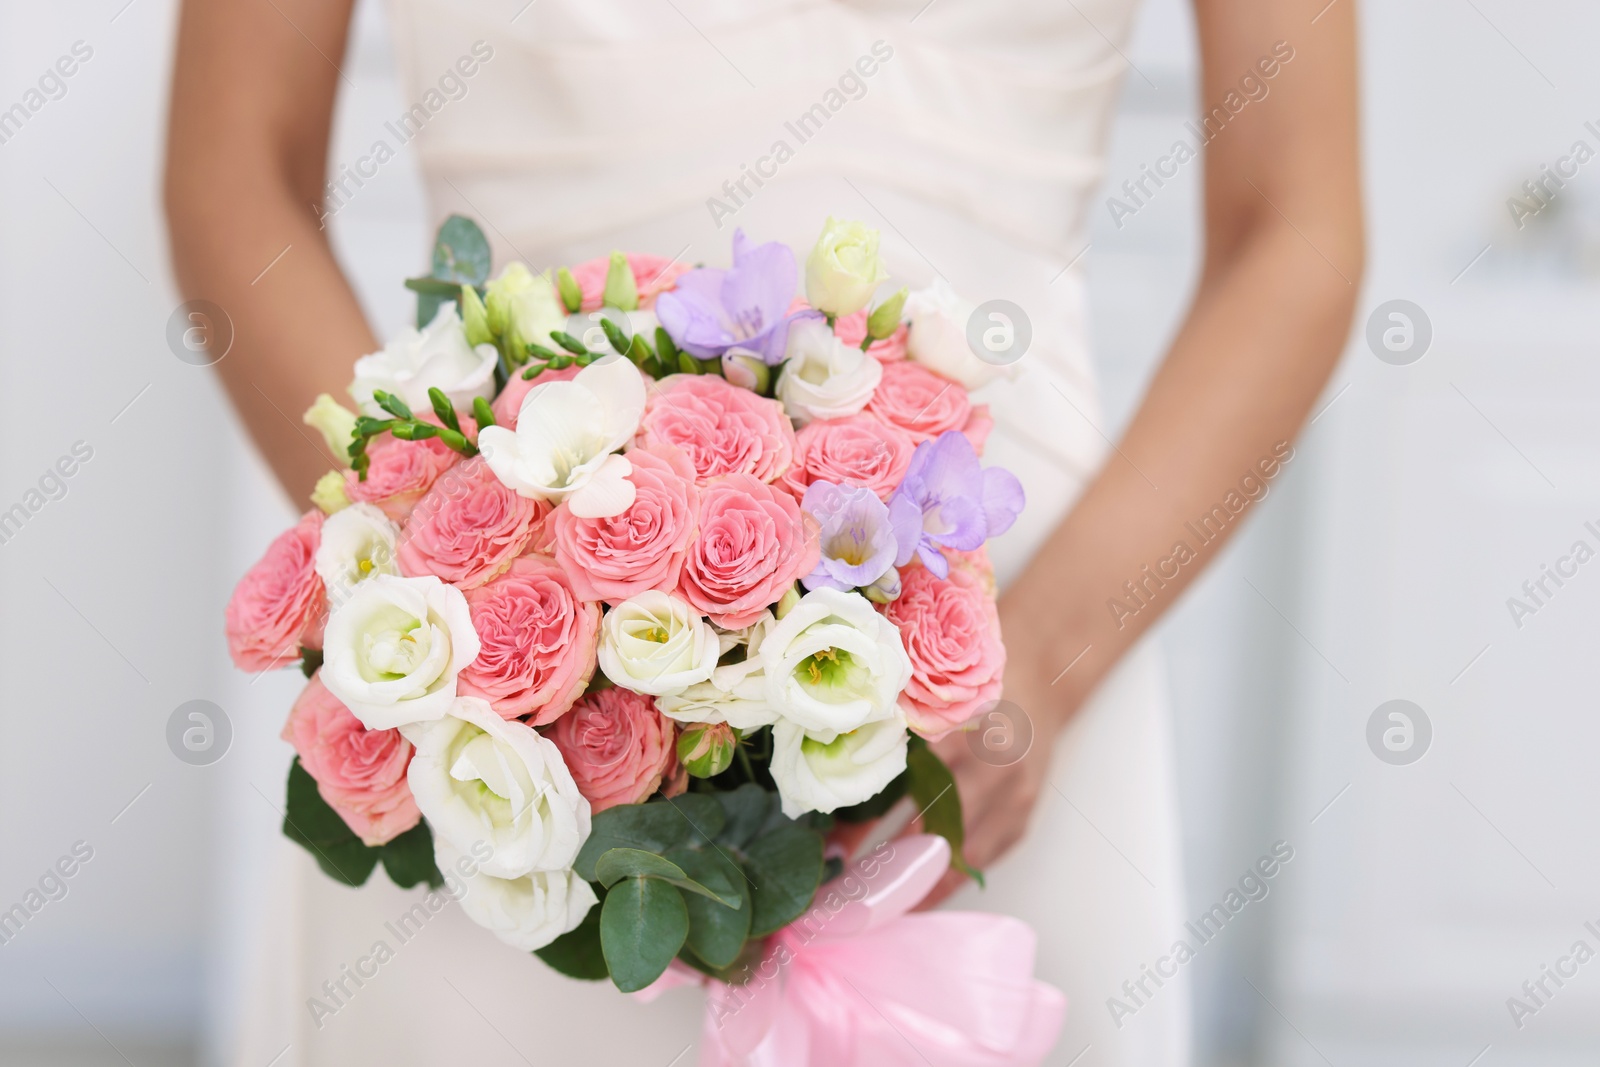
889,431,1025,578
800,481,921,598
656,230,820,364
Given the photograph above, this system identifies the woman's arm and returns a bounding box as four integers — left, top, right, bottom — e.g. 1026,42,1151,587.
165,0,373,500
929,0,1363,895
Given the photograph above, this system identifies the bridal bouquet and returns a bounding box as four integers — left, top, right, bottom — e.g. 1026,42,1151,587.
226,216,1063,1061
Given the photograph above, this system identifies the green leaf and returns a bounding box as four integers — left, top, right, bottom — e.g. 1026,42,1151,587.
430,215,492,286
575,804,693,881
415,291,450,331
600,877,689,992
298,646,323,679
282,759,378,887
601,251,639,311
402,276,467,296
379,820,444,890
594,848,739,908
659,792,725,845
669,847,750,969
906,738,982,884
534,895,608,980
713,784,773,849
743,821,824,937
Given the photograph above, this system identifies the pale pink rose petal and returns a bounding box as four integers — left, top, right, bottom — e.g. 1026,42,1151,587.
283,674,420,846
546,688,676,812
635,375,797,486
779,412,916,503
879,562,1007,740
225,510,325,672
396,455,547,590
678,472,819,630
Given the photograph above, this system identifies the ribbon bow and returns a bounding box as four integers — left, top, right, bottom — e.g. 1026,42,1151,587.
639,834,1066,1066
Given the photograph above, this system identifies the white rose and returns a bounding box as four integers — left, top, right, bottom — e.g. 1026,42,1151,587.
904,279,1020,390
476,355,647,519
775,318,883,425
598,590,719,697
804,217,890,318
760,588,912,735
769,714,909,818
656,613,780,731
349,303,498,418
405,696,591,878
313,503,400,611
436,838,596,952
320,574,480,731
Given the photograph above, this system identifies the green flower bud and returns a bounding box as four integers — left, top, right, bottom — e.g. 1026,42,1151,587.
775,584,803,619
460,285,493,346
677,723,737,779
485,263,565,357
865,286,909,343
602,251,638,311
720,350,771,394
556,266,583,314
311,470,351,515
302,393,358,465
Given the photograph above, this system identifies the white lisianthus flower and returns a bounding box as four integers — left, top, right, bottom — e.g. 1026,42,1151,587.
904,279,1020,390
598,590,719,697
320,574,480,731
349,303,498,418
405,697,590,879
436,839,596,952
485,263,567,355
657,612,780,731
805,217,890,318
313,503,400,610
776,318,883,425
476,356,647,519
769,714,909,818
760,587,912,735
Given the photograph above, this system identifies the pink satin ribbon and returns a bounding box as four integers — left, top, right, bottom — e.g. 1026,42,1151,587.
636,834,1066,1066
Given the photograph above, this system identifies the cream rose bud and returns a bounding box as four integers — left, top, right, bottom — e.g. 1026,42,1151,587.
656,612,780,731
405,697,591,878
776,318,884,425
349,303,499,418
320,574,480,731
598,590,719,697
436,839,597,952
760,587,912,735
313,503,400,609
769,714,909,818
805,217,890,317
904,279,1020,390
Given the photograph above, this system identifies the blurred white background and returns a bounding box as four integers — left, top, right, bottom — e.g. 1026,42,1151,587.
1,0,1597,1064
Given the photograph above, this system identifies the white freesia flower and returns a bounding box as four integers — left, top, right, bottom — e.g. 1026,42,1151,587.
769,714,909,818
314,503,399,610
476,356,647,519
776,318,883,425
436,838,596,952
405,697,590,879
760,588,912,735
805,217,890,318
904,279,1020,390
320,574,480,731
657,613,780,730
598,590,719,697
349,303,498,417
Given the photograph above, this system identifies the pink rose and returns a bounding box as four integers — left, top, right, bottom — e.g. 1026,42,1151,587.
283,674,420,845
225,510,325,672
679,473,819,629
396,455,547,590
833,309,909,362
546,687,676,812
569,253,691,312
635,375,796,486
344,418,473,523
458,555,600,723
779,413,916,503
490,364,586,430
880,563,1007,740
553,444,700,604
865,359,990,452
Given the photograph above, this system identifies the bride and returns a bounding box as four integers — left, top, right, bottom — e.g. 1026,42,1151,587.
165,0,1360,1062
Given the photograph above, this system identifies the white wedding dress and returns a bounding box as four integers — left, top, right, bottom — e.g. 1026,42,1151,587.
236,0,1192,1062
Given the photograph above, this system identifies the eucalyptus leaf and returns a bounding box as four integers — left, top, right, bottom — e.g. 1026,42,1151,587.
743,821,824,937
658,792,725,845
669,847,750,969
379,820,444,890
282,758,378,887
600,877,689,992
713,784,773,850
594,848,740,908
575,804,692,881
430,215,492,286
906,738,982,884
